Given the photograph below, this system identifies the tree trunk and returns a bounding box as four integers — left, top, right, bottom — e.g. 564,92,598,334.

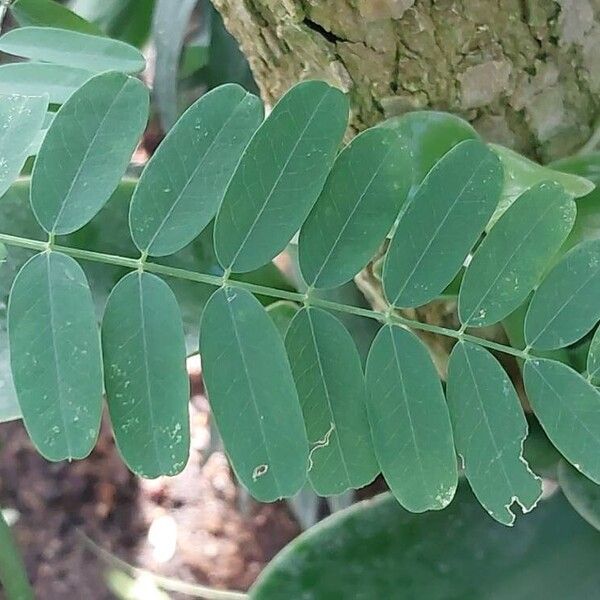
212,0,599,162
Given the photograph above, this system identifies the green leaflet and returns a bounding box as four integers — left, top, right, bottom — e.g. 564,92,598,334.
214,80,349,272
558,459,600,532
31,71,148,235
587,327,600,384
200,287,308,501
459,181,575,328
525,239,600,350
446,342,541,526
285,307,378,496
383,139,502,308
298,128,410,289
489,144,594,227
365,325,457,512
251,484,600,599
102,271,190,478
524,358,600,484
10,0,102,34
266,301,299,337
152,0,199,130
0,27,145,74
0,63,94,105
378,111,479,197
8,251,103,461
0,94,48,199
129,84,263,257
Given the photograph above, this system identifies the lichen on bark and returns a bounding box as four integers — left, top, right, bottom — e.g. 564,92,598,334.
212,0,600,162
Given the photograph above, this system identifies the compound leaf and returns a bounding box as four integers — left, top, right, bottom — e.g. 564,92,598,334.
31,71,148,234
102,271,190,478
285,307,378,496
0,63,93,105
8,251,103,460
525,239,600,350
383,139,502,308
524,358,600,484
299,128,410,289
558,459,600,532
10,0,102,34
214,80,348,272
459,181,575,327
129,84,263,256
447,342,541,525
365,324,457,512
0,26,145,73
200,286,308,501
0,94,48,198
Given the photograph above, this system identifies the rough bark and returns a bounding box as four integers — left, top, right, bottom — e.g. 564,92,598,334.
212,0,600,162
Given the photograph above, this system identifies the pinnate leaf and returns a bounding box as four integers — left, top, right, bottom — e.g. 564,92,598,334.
8,251,103,460
459,181,575,327
524,358,600,484
285,307,378,495
447,342,541,525
365,324,457,512
129,84,263,256
102,272,190,478
214,80,348,272
299,128,410,289
525,239,600,350
383,139,502,308
200,287,308,501
31,71,148,234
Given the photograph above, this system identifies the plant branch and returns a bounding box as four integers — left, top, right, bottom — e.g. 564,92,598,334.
0,232,529,360
0,510,34,600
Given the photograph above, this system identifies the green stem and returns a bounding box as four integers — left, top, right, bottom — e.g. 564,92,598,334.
0,232,529,361
0,511,34,600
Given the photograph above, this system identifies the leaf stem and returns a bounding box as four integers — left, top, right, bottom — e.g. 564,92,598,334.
0,232,529,360
0,510,34,600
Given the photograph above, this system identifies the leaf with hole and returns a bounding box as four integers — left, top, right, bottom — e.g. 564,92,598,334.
200,287,308,501
0,63,94,105
383,139,502,308
558,459,600,532
378,111,478,197
285,307,378,496
214,80,348,272
10,0,102,34
129,84,263,257
0,94,48,199
446,342,541,525
102,271,190,478
525,239,600,350
524,358,600,484
459,181,575,327
299,128,410,289
365,324,457,512
251,483,600,599
8,251,103,460
0,26,145,73
31,71,148,234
